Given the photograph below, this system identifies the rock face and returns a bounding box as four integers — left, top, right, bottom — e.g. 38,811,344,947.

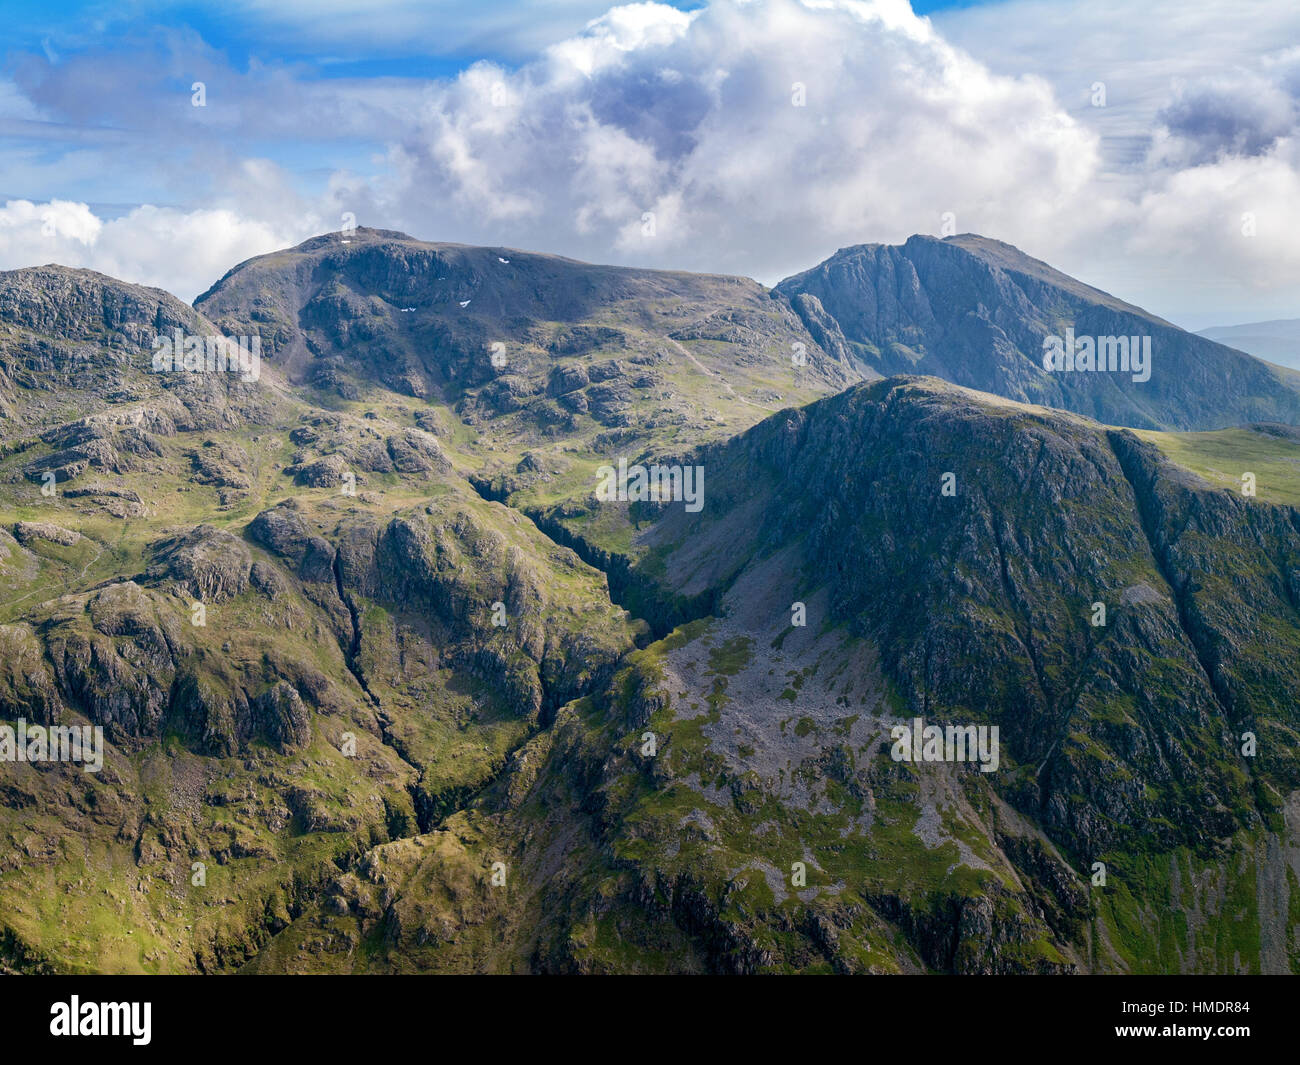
0,265,202,349
776,234,1300,430
4,232,1300,976
12,522,81,547
661,378,1300,855
147,525,252,603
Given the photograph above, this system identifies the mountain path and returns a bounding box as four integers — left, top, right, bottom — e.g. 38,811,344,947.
665,337,775,412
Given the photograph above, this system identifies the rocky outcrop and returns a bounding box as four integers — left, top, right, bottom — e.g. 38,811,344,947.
247,495,634,727
146,525,252,603
12,521,81,547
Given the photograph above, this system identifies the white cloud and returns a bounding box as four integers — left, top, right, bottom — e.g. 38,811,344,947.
0,198,312,302
1127,137,1300,275
370,0,1101,282
935,0,1300,324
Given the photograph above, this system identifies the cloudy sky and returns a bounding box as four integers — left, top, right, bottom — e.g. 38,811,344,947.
1,0,1297,329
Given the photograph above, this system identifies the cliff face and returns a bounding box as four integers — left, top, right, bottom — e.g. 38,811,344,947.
775,235,1300,431
496,377,1300,974
246,379,1300,975
4,235,1300,974
673,378,1300,858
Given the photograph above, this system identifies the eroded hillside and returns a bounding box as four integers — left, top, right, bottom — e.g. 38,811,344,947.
3,238,1299,974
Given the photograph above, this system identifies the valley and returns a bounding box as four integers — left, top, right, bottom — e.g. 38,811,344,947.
2,229,1299,973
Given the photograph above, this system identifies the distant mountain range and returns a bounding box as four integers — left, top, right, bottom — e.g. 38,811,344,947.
3,229,1300,974
1198,318,1300,372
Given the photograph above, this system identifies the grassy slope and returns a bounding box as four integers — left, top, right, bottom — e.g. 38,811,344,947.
1137,426,1300,506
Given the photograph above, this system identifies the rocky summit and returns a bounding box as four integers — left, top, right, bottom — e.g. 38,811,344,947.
776,234,1300,431
2,229,1299,974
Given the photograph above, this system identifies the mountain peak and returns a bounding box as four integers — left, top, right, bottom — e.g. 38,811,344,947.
775,232,1296,430
287,225,423,252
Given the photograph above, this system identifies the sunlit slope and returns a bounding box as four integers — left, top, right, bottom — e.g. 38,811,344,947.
1136,424,1300,507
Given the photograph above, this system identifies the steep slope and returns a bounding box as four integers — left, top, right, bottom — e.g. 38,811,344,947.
248,377,1300,974
0,265,640,973
6,238,1300,975
775,235,1300,431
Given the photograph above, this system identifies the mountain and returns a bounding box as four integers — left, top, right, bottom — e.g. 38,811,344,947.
1198,319,1300,372
0,258,642,971
253,377,1300,974
3,232,1300,974
775,234,1300,431
0,265,220,432
195,227,861,449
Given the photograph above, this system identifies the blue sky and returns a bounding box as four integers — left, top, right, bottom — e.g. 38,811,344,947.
6,0,979,71
2,0,1299,329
